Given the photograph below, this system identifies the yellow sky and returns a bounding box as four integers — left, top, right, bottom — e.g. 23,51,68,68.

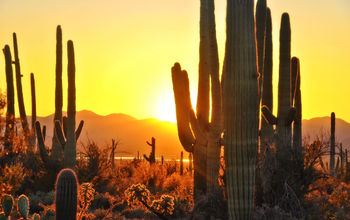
0,0,349,123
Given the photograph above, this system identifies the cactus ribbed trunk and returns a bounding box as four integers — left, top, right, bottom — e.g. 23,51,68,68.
64,40,76,170
222,1,259,219
330,112,335,173
52,25,63,161
292,57,302,157
276,13,292,160
3,45,15,151
55,169,78,220
260,8,274,151
13,33,29,135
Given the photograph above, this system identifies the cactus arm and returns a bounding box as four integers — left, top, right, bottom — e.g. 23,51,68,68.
143,154,150,162
3,45,15,151
75,120,84,140
42,125,46,141
64,40,77,170
35,121,51,165
171,63,195,153
285,107,296,125
261,106,278,125
55,120,67,146
52,25,63,161
255,0,267,99
13,33,29,132
30,73,37,131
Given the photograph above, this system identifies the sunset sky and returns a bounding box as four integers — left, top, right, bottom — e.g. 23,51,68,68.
0,0,349,123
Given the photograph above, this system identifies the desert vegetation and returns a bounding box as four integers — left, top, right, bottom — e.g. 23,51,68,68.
0,0,349,219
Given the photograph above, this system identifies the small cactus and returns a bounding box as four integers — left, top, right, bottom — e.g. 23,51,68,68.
143,137,156,164
32,213,40,220
55,168,78,220
1,194,14,217
180,151,184,176
17,194,29,219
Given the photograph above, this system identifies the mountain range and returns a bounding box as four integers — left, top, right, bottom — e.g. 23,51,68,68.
34,110,350,159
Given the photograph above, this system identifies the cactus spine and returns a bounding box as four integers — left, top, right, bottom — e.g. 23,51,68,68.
55,168,78,220
330,112,335,173
52,25,63,161
171,0,221,204
17,194,29,219
222,1,259,219
143,137,156,164
13,33,30,137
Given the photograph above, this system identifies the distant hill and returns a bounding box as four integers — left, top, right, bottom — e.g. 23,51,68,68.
303,116,350,147
31,111,350,159
34,110,183,159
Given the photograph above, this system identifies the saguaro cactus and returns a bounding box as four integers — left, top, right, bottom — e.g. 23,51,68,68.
330,112,335,173
52,25,64,161
143,137,156,164
171,0,221,204
3,45,15,151
13,33,29,137
260,8,274,151
340,143,344,175
55,168,78,220
292,57,302,157
222,1,259,219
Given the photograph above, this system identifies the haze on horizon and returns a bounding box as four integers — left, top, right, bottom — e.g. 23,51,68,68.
0,0,349,123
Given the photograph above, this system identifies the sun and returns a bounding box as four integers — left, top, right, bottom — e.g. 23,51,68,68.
155,92,177,123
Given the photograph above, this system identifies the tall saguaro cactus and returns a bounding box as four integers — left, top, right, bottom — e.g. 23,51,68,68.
3,45,15,151
222,1,259,219
330,112,335,173
52,25,64,161
171,0,221,204
30,73,37,147
13,33,30,136
260,7,274,151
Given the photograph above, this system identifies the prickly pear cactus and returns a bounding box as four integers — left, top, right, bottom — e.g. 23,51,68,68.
1,194,14,217
17,194,29,219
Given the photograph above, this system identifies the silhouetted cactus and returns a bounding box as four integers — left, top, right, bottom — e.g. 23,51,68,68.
260,8,274,151
17,194,29,219
180,151,183,176
171,0,222,206
30,73,37,147
255,0,267,99
222,1,259,219
330,112,335,174
161,155,164,165
37,37,84,171
13,33,30,137
188,153,192,175
55,168,78,220
3,45,15,151
292,57,302,157
52,25,64,161
143,137,156,164
340,143,344,176
1,194,14,218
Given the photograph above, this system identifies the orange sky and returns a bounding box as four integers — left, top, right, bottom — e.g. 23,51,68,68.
0,0,349,123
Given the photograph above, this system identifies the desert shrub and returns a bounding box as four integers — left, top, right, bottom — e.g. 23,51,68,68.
0,162,26,196
90,192,112,211
28,191,54,214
